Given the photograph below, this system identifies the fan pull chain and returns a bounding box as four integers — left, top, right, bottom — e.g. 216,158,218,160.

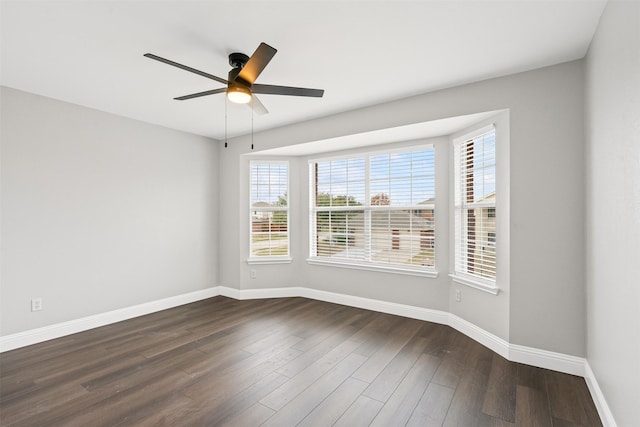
224,98,228,148
251,98,254,151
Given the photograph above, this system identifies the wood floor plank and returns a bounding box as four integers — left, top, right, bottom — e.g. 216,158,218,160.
291,310,363,353
179,346,253,378
0,336,78,373
573,373,604,426
0,382,88,426
220,402,275,427
0,297,603,427
194,320,288,355
349,312,404,347
362,335,429,402
53,369,194,427
80,349,203,392
422,324,459,358
183,356,302,423
242,328,300,354
369,353,441,427
261,352,367,427
517,363,548,391
286,303,354,345
551,417,588,427
275,323,357,378
6,346,107,384
477,413,517,426
298,377,369,426
431,352,464,389
169,348,303,426
52,351,200,424
546,370,593,425
0,373,39,405
406,382,456,427
481,353,517,422
260,338,361,411
352,318,423,383
334,395,385,427
183,297,299,341
442,340,495,426
515,384,553,427
186,371,290,425
181,337,303,401
118,395,196,426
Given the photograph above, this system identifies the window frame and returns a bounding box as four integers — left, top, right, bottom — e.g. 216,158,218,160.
248,160,292,264
307,144,438,278
450,124,499,294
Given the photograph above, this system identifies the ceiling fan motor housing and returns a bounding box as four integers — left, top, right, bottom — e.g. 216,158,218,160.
229,52,249,69
228,53,251,87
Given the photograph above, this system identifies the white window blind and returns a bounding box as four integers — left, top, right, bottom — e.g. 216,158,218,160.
310,147,435,272
453,127,496,282
250,161,289,258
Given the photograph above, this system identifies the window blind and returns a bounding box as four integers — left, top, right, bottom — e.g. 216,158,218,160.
250,161,289,258
310,147,435,271
454,128,496,281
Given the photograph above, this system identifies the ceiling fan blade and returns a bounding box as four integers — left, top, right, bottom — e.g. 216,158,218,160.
174,88,227,100
144,53,228,85
236,42,277,85
252,84,324,98
248,95,269,115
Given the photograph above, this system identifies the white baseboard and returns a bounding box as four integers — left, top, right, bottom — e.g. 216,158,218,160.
219,285,300,300
508,343,586,377
448,314,511,360
584,362,618,427
0,287,221,353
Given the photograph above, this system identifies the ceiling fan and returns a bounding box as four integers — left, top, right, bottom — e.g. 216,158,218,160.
144,42,324,115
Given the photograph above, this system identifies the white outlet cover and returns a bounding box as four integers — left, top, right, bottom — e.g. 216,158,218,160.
31,298,43,311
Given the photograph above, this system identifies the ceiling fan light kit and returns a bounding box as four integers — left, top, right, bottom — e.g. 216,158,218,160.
144,42,324,114
227,85,252,104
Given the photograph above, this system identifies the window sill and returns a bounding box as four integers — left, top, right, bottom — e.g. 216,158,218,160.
307,258,438,278
247,257,292,265
449,273,500,295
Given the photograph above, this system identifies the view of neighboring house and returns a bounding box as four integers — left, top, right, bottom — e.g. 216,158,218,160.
317,197,436,267
251,201,272,225
468,191,496,277
251,202,288,256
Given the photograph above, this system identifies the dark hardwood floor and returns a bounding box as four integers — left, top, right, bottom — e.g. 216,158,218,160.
0,296,602,426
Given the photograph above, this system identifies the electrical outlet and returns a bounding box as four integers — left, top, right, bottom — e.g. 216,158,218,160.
31,298,43,312
455,289,461,302
250,269,257,279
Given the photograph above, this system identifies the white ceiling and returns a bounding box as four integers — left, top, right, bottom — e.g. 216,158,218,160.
0,1,606,141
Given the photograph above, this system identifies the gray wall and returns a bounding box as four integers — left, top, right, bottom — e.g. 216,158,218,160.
220,60,586,356
585,1,640,425
0,87,219,335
